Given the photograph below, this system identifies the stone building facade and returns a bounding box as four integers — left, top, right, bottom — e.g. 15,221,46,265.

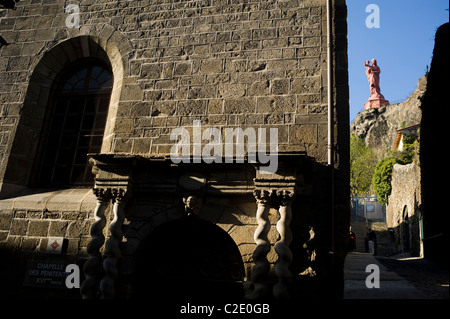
0,0,349,300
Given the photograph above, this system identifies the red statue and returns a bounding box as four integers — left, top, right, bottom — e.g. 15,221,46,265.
364,59,389,110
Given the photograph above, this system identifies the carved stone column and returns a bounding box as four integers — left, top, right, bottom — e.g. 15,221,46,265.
273,190,294,299
100,188,127,299
249,189,272,299
81,188,111,299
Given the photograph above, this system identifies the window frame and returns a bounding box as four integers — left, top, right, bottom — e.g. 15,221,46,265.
30,59,113,188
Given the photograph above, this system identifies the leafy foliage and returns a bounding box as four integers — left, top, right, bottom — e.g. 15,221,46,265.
350,136,377,195
371,157,398,205
397,134,419,164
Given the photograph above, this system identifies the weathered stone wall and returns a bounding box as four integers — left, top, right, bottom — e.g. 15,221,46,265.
0,0,348,194
386,163,422,256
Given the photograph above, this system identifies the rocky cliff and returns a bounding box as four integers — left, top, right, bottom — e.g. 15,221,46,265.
350,75,426,153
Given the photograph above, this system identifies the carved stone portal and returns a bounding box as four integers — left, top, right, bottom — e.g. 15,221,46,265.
82,154,304,299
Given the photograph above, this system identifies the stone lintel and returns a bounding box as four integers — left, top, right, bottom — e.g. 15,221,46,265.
88,152,306,197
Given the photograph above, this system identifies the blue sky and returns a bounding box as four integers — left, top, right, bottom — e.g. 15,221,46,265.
347,0,449,122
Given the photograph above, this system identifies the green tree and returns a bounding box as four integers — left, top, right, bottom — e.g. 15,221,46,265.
371,157,398,205
350,136,377,195
397,134,419,164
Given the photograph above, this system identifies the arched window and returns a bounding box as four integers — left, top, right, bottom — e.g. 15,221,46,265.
32,61,113,187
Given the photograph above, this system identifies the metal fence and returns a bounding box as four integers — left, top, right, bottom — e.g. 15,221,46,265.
350,195,386,223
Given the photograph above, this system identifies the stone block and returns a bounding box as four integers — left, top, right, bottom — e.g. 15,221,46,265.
295,114,327,124
242,40,260,50
10,219,28,236
225,59,247,73
264,112,284,125
22,238,40,251
193,44,210,55
291,124,317,144
271,79,289,95
113,118,134,133
133,138,151,154
173,62,192,76
114,138,133,153
177,100,206,116
67,221,88,238
201,59,223,74
229,225,256,244
61,211,87,220
266,59,297,71
27,210,42,219
262,38,288,49
0,231,7,241
297,94,321,105
49,221,68,237
43,210,61,219
34,29,55,41
252,28,277,40
0,18,16,31
257,96,296,113
13,210,26,219
308,104,327,114
152,101,177,116
219,83,246,98
0,211,13,231
248,80,270,96
297,104,308,115
238,243,255,263
224,98,256,114
131,101,152,117
188,85,216,99
121,85,143,101
28,220,49,237
155,79,177,90
207,99,223,114
290,77,320,94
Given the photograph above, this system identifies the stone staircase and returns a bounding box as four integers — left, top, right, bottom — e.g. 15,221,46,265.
350,222,398,256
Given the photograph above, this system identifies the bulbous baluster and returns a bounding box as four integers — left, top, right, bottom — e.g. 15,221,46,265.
81,188,110,299
273,190,294,299
100,188,127,299
249,189,272,299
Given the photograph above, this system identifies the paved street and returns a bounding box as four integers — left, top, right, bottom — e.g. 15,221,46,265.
344,252,435,299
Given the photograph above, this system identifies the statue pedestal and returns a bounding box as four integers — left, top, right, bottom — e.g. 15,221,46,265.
364,97,389,110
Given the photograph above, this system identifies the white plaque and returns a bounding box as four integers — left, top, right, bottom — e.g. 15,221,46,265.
46,237,64,254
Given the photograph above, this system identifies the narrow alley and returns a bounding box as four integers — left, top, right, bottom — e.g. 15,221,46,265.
344,252,448,299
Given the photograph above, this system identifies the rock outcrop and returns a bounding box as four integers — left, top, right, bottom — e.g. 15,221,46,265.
350,75,426,152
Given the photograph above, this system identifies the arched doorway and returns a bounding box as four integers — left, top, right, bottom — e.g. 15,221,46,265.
131,217,245,300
